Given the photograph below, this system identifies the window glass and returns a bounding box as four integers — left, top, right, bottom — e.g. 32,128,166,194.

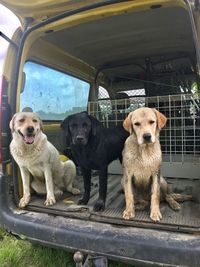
20,62,90,120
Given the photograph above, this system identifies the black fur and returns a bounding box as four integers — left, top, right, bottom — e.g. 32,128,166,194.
61,111,129,211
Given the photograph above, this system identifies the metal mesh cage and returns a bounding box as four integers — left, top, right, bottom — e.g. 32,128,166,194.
88,93,200,164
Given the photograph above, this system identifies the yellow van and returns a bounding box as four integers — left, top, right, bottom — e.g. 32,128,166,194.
0,1,200,266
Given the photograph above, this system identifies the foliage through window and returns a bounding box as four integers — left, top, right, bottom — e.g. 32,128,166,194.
20,62,90,120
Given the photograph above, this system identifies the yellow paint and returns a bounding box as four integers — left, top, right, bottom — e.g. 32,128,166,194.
1,0,186,24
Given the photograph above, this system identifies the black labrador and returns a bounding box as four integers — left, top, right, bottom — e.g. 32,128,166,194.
61,111,129,211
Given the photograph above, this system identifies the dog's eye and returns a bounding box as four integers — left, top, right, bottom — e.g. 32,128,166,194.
19,118,25,123
149,120,155,124
33,119,38,123
134,122,140,126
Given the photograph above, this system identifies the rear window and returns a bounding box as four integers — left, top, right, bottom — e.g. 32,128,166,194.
20,62,90,120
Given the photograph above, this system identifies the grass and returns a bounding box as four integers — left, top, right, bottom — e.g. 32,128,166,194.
0,229,134,267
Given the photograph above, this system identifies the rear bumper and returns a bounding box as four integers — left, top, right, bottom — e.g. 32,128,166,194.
0,174,200,267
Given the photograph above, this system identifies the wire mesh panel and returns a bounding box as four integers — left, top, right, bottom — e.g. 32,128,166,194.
148,94,200,163
88,93,200,164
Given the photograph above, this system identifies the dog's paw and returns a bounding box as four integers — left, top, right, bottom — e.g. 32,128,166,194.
170,200,181,211
150,208,162,222
93,199,105,212
19,195,30,208
71,187,81,195
123,208,135,220
44,195,56,206
78,197,89,205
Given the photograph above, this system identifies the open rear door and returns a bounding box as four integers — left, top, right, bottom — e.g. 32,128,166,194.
0,0,109,26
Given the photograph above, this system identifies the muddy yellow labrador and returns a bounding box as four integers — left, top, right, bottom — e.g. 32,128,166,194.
122,107,190,221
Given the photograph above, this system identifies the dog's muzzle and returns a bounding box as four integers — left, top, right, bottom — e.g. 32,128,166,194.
74,135,87,146
143,133,152,143
27,126,34,134
18,128,35,145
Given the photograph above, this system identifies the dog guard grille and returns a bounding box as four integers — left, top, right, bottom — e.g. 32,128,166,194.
88,93,200,164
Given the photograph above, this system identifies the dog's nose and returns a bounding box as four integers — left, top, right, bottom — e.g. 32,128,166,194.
76,136,84,142
27,126,34,134
143,133,151,142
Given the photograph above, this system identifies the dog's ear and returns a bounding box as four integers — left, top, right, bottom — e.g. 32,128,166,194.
88,114,101,136
9,114,17,133
60,117,70,136
153,109,167,130
123,112,133,134
34,113,44,132
39,118,44,132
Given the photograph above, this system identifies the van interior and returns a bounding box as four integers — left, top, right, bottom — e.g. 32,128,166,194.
14,1,200,233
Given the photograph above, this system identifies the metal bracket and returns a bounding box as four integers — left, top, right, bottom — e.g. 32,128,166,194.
74,251,108,267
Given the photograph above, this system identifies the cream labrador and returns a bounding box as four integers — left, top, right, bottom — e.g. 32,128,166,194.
9,112,80,208
122,107,190,221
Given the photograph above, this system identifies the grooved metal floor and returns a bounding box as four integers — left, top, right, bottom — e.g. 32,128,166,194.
27,174,200,234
